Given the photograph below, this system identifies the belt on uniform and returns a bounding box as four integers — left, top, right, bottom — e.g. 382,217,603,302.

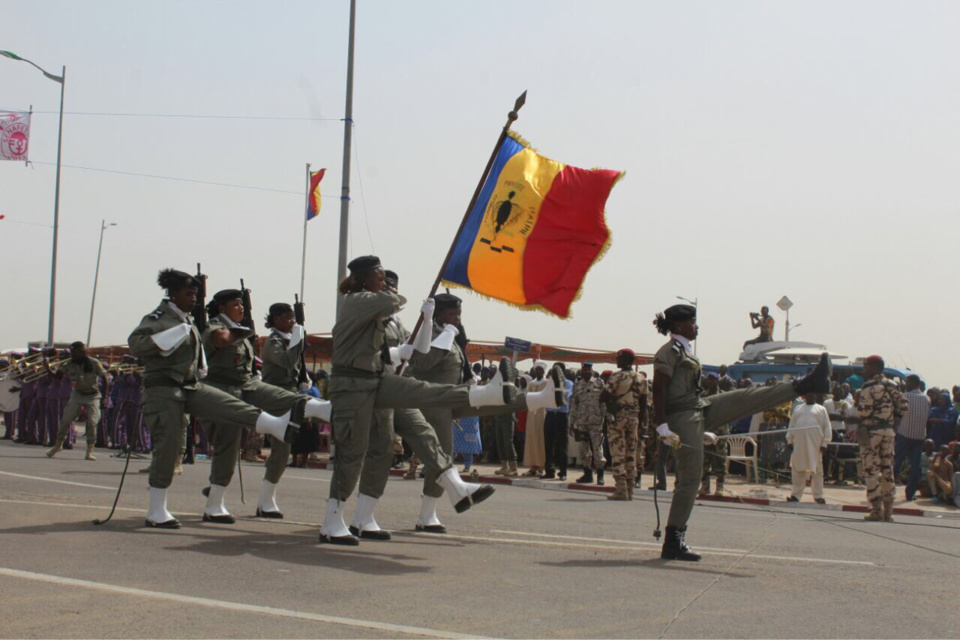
331,365,381,379
144,377,193,389
863,422,893,432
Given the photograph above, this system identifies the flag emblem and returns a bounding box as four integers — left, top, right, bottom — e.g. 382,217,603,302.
0,111,31,161
306,168,326,221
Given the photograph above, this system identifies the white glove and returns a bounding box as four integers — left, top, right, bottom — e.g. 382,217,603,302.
386,347,402,373
298,381,312,392
430,324,458,351
289,324,305,350
412,323,432,355
703,431,718,446
420,299,435,316
398,344,415,361
198,367,208,380
656,423,682,450
151,323,191,355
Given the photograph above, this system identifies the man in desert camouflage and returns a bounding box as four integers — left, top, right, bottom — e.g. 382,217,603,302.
855,355,908,522
599,349,647,500
571,363,606,485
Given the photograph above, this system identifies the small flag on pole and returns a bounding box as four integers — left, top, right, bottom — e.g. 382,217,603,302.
0,111,31,161
306,168,326,221
442,132,622,319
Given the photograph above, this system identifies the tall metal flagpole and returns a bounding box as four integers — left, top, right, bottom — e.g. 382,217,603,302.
336,0,357,315
48,65,66,346
300,163,311,300
86,220,115,345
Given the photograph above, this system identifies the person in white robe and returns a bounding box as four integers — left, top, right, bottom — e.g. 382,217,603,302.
787,393,832,502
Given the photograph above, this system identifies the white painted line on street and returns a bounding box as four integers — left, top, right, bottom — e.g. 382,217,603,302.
0,470,115,491
0,567,486,639
282,473,330,483
428,531,874,566
0,498,142,514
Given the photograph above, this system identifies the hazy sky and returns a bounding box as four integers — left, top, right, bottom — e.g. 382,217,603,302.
3,1,958,384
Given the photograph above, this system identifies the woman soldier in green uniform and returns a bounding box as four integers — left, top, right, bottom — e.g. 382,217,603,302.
652,304,830,561
320,256,517,546
257,302,309,517
128,270,303,529
199,289,332,523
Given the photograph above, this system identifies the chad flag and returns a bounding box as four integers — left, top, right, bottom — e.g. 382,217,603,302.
442,132,622,318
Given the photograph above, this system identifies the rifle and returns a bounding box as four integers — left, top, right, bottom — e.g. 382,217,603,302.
240,279,256,338
294,294,309,387
194,263,208,369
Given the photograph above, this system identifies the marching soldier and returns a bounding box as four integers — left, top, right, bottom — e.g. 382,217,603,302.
321,257,540,545
258,301,310,517
652,304,831,561
199,289,332,523
600,350,646,500
854,355,908,522
571,363,606,485
46,342,109,461
127,269,310,529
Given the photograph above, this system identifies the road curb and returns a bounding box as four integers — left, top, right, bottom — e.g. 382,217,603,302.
302,458,959,520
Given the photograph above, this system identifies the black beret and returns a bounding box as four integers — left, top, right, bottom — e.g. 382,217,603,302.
384,270,399,286
269,302,294,317
582,362,593,369
212,289,243,305
663,304,697,323
348,255,381,273
434,293,462,311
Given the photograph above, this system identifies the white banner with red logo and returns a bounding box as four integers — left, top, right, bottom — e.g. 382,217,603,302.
0,111,31,161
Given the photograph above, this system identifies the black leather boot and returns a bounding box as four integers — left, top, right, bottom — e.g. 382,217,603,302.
596,467,605,486
575,469,594,484
660,525,701,562
794,353,831,395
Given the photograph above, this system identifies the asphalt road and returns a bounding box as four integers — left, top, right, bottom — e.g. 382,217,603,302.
1,440,958,639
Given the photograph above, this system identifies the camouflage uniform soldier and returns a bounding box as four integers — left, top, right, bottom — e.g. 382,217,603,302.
571,363,606,485
700,373,729,495
854,355,908,522
600,349,647,500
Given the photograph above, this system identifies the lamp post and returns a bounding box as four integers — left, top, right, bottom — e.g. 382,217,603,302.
1,50,65,347
86,220,117,345
676,295,699,355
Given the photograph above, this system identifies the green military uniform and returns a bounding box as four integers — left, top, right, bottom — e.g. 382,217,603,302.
355,313,455,500
855,374,908,517
128,300,263,490
53,358,105,445
571,376,606,470
401,321,471,498
260,326,305,484
201,314,308,488
328,291,476,502
655,336,796,528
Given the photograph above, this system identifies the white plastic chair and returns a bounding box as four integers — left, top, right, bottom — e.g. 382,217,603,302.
724,436,759,483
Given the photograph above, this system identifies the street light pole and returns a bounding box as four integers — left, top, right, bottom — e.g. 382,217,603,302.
48,65,66,347
86,220,116,345
335,0,357,316
676,295,699,355
1,51,66,346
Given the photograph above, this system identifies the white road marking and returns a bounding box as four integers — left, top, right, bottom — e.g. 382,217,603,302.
424,531,873,566
0,470,116,490
0,567,485,639
281,473,330,483
0,498,142,514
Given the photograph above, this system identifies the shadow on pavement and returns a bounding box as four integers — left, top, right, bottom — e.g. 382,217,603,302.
537,557,756,578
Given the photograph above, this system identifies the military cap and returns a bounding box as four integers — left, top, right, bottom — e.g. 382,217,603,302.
347,255,381,273
268,302,293,317
434,293,462,311
582,362,594,369
864,355,885,367
384,270,399,287
602,370,613,376
706,371,720,380
212,289,243,305
157,268,199,291
617,348,635,358
663,304,697,323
